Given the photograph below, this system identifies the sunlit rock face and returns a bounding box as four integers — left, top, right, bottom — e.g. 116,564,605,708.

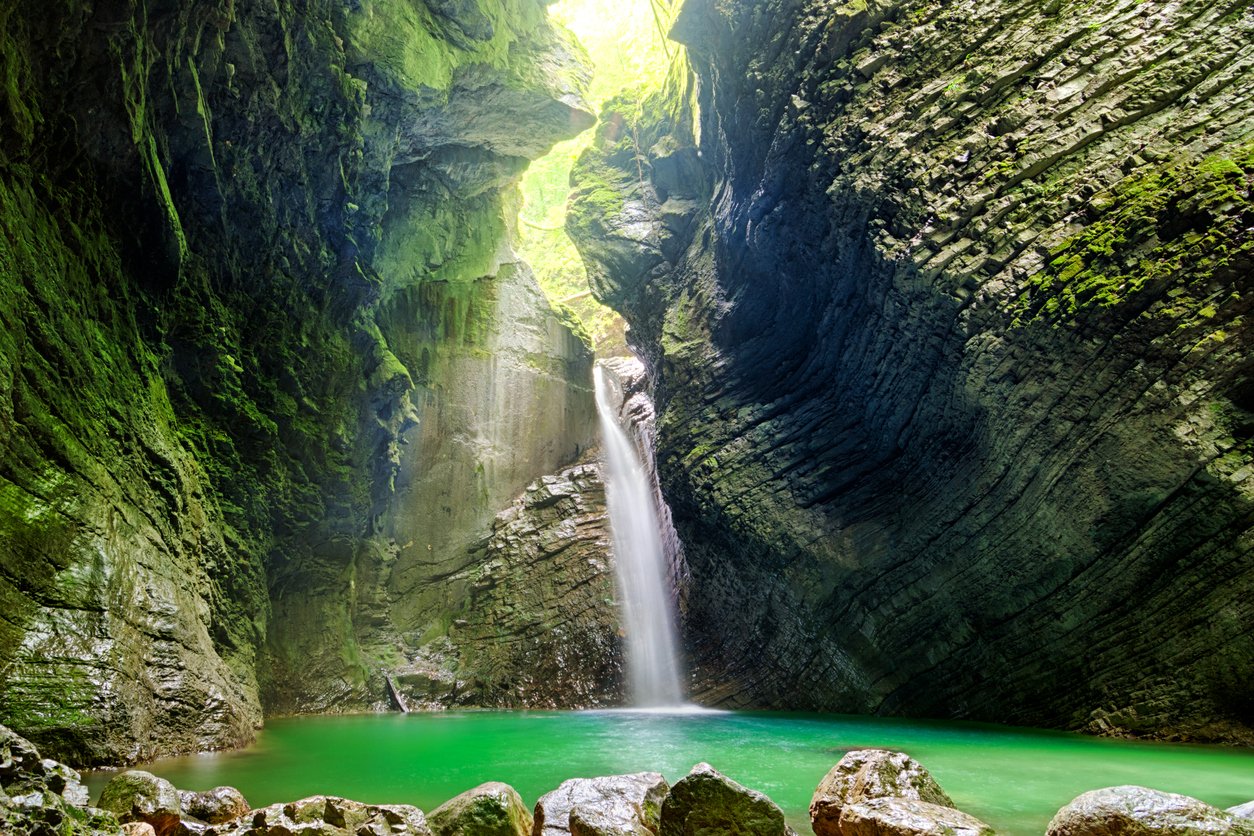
569,0,1254,741
0,0,599,761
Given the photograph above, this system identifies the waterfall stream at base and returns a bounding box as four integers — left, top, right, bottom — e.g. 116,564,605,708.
594,364,685,707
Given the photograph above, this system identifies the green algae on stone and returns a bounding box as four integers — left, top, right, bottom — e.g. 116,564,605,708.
1016,146,1254,325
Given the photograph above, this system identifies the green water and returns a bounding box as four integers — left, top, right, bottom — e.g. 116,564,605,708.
84,711,1254,834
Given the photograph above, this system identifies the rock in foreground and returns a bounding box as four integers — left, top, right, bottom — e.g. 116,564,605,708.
0,723,121,835
178,786,249,825
216,795,432,836
810,750,954,836
534,773,668,836
429,782,532,836
1046,786,1254,835
98,771,182,836
839,798,994,836
660,763,794,836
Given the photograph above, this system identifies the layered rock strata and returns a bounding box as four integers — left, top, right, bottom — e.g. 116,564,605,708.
390,460,623,709
1,0,599,761
569,0,1254,740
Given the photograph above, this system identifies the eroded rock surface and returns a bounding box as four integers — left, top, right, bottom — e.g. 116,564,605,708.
216,796,432,836
840,799,994,836
390,459,621,709
811,750,954,836
1046,786,1254,836
570,0,1254,740
535,773,669,836
178,786,249,825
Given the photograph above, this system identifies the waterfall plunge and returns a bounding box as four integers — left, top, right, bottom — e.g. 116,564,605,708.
594,364,685,707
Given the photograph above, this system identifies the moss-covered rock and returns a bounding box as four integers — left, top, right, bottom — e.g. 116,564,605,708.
97,771,181,836
659,764,793,836
428,782,532,836
1,0,601,760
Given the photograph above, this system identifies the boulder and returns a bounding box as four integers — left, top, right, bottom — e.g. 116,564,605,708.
839,798,994,836
659,763,794,836
178,786,249,824
98,770,182,836
811,750,955,836
215,795,432,836
1046,786,1254,835
570,804,655,836
534,773,668,836
1230,803,1254,820
0,723,122,835
123,823,159,836
429,782,532,836
41,759,91,808
0,726,43,784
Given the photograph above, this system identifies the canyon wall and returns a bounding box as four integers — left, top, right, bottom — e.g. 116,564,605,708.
0,0,612,763
570,0,1254,741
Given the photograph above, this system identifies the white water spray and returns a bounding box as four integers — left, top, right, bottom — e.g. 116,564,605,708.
594,364,685,707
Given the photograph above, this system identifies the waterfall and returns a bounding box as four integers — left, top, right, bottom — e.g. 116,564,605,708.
594,364,685,707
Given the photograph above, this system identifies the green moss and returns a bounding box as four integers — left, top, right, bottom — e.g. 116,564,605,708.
1014,145,1254,325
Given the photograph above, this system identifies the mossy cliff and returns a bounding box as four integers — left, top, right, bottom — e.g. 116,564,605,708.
569,0,1254,741
0,0,607,763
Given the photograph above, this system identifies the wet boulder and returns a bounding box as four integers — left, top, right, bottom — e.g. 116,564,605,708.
839,798,994,836
1230,803,1254,820
178,786,249,824
534,773,668,836
810,750,955,836
429,782,532,836
98,770,182,836
659,763,794,836
1046,786,1254,835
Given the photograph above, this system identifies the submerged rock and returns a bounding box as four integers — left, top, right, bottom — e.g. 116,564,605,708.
839,798,994,836
98,771,182,836
217,795,432,836
810,750,954,836
1046,786,1254,835
429,782,532,836
178,786,249,825
659,763,794,836
534,773,668,836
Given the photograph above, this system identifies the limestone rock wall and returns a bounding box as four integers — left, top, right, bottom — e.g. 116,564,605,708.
391,459,622,709
1,0,602,762
570,0,1254,740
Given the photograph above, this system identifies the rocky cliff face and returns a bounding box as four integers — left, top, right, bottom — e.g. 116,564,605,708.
390,458,622,709
0,0,604,763
570,0,1254,741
